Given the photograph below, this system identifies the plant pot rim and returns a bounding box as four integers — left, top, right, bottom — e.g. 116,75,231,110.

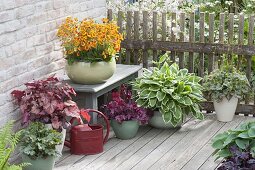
22,153,55,160
111,119,139,123
66,57,116,64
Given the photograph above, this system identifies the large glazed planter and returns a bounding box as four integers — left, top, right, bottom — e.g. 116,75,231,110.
149,111,182,129
22,155,55,170
111,120,139,140
65,57,116,84
213,97,238,122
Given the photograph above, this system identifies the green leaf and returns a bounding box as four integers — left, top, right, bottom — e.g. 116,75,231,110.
148,91,157,99
238,132,250,139
169,63,178,74
182,96,193,106
212,140,225,149
156,91,166,102
173,105,182,119
149,98,157,108
163,111,172,123
177,82,185,93
159,53,168,63
177,69,188,77
248,127,255,137
235,139,249,149
218,148,232,159
223,134,237,146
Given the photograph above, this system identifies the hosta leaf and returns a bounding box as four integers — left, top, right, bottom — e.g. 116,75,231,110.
149,98,157,108
163,88,174,95
212,140,225,149
156,91,166,102
248,127,255,137
169,63,178,74
159,53,168,63
177,82,185,93
173,105,182,119
238,132,250,139
182,96,193,105
223,134,237,146
160,62,170,73
163,111,172,123
148,91,157,99
218,148,231,158
235,138,249,149
177,69,188,77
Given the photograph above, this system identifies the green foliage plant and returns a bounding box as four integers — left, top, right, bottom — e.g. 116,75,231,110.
0,121,29,170
212,121,255,160
20,122,62,160
132,54,205,127
203,60,250,102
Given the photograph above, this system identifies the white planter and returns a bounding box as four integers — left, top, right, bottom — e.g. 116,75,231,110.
213,97,238,122
149,111,182,129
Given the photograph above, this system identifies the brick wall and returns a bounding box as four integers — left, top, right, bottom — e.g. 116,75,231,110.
0,0,106,126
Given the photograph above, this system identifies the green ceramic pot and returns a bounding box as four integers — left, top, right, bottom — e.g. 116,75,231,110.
111,120,139,140
22,154,55,170
149,111,182,129
65,57,116,84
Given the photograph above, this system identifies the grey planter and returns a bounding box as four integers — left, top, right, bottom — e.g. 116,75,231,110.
149,111,182,129
111,120,139,140
22,154,55,170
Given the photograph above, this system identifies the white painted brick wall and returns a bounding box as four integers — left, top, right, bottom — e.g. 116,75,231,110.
0,0,106,128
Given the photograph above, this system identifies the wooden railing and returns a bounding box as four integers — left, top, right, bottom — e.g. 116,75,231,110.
107,9,255,116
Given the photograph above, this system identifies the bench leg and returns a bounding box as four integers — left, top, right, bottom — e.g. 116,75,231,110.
84,93,98,124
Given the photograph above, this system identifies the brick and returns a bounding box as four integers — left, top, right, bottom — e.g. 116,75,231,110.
0,77,19,93
15,26,37,40
38,21,57,34
0,71,7,82
0,47,6,58
2,0,16,10
46,30,57,42
80,1,94,12
93,0,106,8
15,0,29,7
53,0,66,9
0,10,15,23
28,55,51,70
17,71,34,85
47,8,66,20
50,51,63,61
35,1,53,11
14,48,36,64
5,19,25,32
36,43,53,56
6,63,28,79
16,5,35,19
27,34,46,47
10,40,26,55
0,33,15,47
26,12,47,25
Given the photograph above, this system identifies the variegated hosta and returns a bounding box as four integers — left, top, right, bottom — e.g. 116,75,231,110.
132,54,205,127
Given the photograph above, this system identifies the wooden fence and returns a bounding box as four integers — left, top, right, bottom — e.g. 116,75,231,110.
107,9,255,116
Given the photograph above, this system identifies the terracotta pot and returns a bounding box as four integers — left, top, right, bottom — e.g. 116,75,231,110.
213,97,238,122
65,57,116,84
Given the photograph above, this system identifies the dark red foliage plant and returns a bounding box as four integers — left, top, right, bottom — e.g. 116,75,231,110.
102,84,152,124
11,76,82,130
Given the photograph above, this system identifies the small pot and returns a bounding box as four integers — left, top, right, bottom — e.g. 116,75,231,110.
149,111,182,129
213,96,238,122
111,120,139,140
22,154,55,170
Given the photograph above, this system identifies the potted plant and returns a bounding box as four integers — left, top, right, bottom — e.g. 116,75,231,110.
20,122,62,170
132,54,205,128
11,76,81,155
57,17,123,84
102,85,151,139
0,121,29,170
203,62,250,122
212,121,255,169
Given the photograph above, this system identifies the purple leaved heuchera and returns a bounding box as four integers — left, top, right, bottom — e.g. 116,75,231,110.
102,84,152,124
11,76,81,130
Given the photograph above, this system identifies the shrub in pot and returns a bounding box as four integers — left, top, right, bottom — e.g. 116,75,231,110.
20,122,62,170
102,85,151,139
11,76,82,156
0,121,29,170
212,121,255,169
132,54,205,128
203,63,250,122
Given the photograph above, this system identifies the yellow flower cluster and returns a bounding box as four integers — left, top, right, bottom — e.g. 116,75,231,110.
57,17,123,62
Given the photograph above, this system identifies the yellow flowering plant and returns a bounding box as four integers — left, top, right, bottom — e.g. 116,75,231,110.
57,17,123,64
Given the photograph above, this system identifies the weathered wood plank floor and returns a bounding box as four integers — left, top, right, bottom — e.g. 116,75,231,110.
54,114,253,170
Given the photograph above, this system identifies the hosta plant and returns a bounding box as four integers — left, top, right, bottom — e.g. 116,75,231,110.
132,54,205,127
212,121,255,169
11,76,81,130
102,84,151,124
203,64,250,102
0,121,29,170
20,122,62,159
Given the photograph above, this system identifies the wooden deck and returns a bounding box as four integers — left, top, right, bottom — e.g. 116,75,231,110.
54,114,253,170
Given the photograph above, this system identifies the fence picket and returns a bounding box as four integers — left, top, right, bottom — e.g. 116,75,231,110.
126,11,132,65
134,11,140,65
199,12,205,77
117,11,123,64
179,12,185,69
143,11,149,68
188,12,195,73
208,13,215,73
228,13,234,61
237,14,244,70
153,12,158,63
171,13,177,62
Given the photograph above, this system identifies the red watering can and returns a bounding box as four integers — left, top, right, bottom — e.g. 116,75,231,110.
64,109,110,155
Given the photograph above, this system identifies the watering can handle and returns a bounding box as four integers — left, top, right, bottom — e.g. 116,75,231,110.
84,109,110,145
